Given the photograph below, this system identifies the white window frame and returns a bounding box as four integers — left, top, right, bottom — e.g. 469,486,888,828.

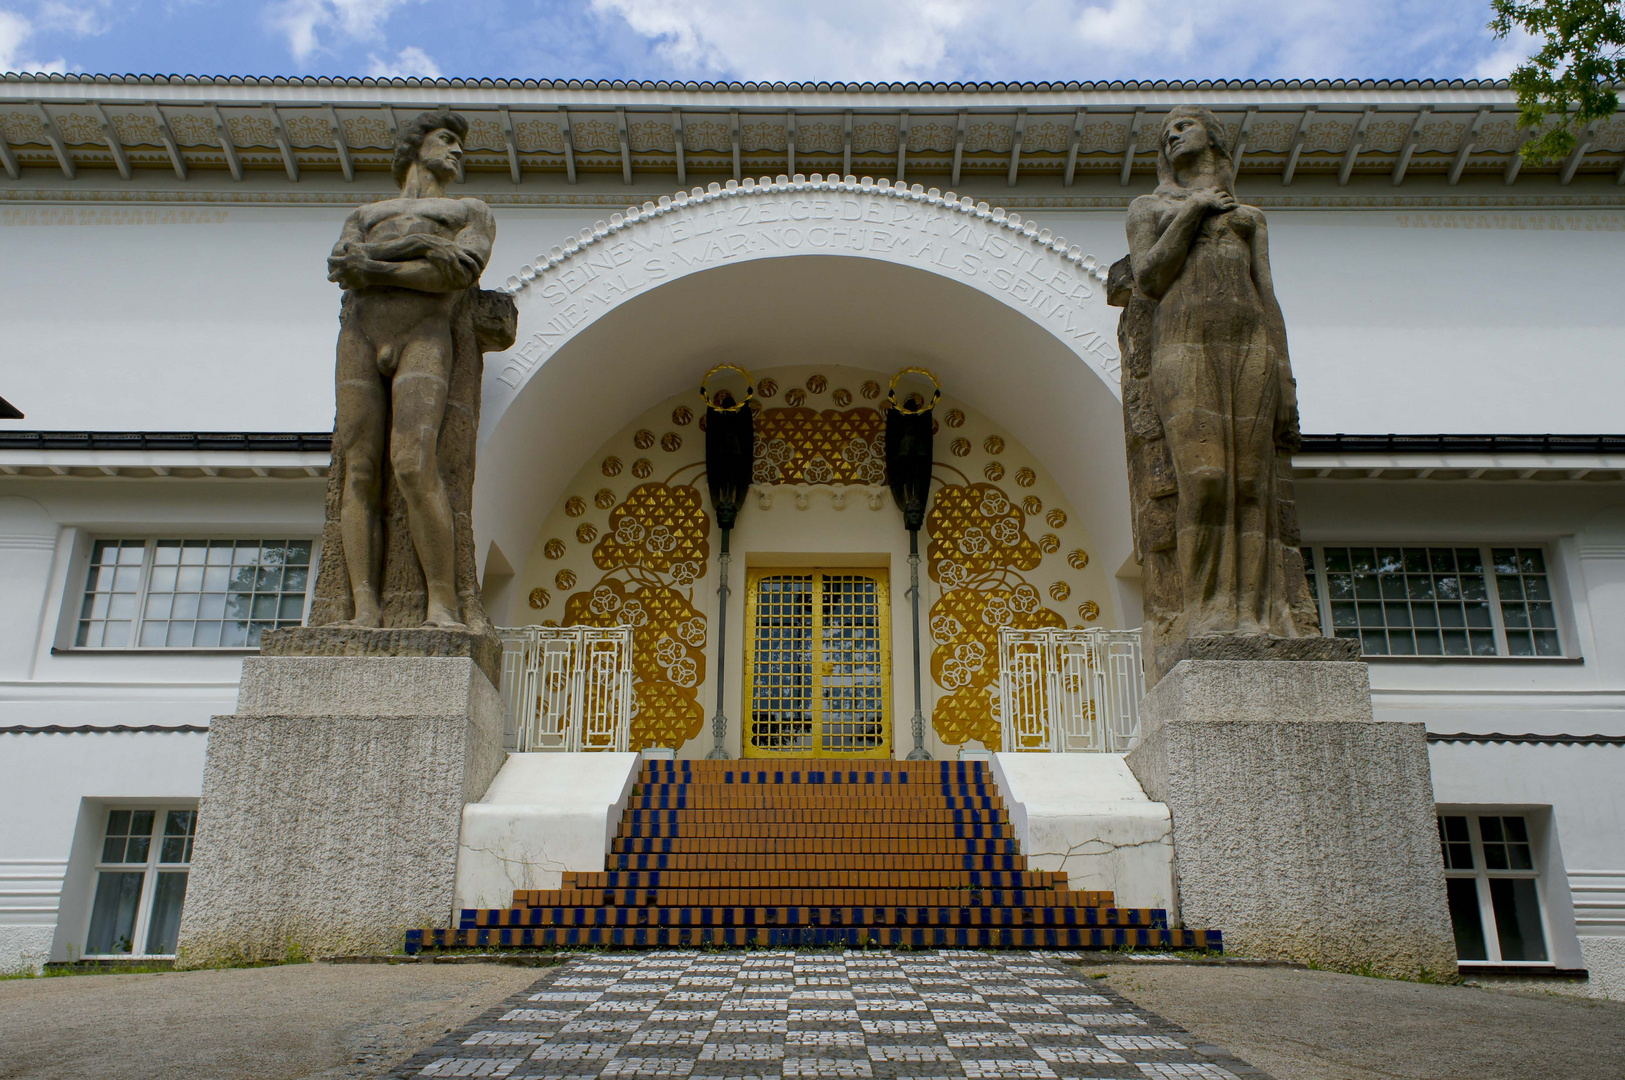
1302,543,1565,658
67,535,317,651
82,804,197,960
1439,811,1554,968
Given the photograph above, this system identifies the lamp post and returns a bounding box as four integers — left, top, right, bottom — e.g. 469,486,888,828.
701,364,755,760
885,366,940,762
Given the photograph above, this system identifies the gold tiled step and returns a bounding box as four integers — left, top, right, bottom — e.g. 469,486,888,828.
611,838,1017,855
463,905,1165,929
408,926,1223,950
516,887,1112,909
559,869,1066,890
619,816,1009,834
627,795,1004,810
607,853,1029,871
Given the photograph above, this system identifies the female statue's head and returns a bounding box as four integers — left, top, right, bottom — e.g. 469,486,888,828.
1155,105,1235,195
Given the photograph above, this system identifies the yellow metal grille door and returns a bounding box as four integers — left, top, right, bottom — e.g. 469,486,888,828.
745,568,892,758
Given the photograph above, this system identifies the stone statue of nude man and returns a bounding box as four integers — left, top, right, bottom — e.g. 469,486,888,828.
326,111,495,629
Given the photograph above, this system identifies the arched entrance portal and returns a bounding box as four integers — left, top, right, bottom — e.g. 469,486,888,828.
472,178,1139,756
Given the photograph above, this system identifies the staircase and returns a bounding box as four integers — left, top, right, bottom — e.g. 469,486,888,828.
406,758,1221,952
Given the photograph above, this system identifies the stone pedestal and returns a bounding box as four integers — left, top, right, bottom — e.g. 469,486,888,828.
1126,660,1457,977
175,656,506,966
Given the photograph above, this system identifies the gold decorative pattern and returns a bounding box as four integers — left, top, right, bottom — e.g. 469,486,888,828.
1049,581,1072,602
950,438,971,457
1015,468,1036,487
672,406,693,426
1022,496,1043,516
555,570,577,591
1068,549,1090,570
1038,534,1060,554
632,458,653,478
576,524,599,544
784,388,806,406
565,496,587,517
832,388,853,407
661,432,683,452
758,378,779,399
1046,509,1068,529
983,436,1005,455
528,587,550,609
944,409,965,428
1078,601,1101,622
602,457,623,477
927,483,1044,584
634,429,655,449
544,539,567,560
806,374,828,394
861,381,882,400
929,585,1063,748
595,489,616,510
983,461,1005,481
752,407,886,486
592,482,710,575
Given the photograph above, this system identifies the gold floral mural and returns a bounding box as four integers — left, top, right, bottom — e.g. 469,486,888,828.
752,407,886,486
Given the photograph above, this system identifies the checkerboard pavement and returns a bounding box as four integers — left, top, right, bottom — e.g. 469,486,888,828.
383,951,1273,1080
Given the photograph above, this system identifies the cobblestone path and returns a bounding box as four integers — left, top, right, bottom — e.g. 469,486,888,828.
385,951,1270,1080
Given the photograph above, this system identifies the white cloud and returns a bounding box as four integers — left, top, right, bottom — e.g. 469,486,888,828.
586,0,1513,83
35,1,111,36
1473,25,1537,79
367,43,441,78
0,8,66,72
264,0,416,65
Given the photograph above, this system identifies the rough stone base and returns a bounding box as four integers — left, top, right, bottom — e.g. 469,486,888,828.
174,656,506,966
1126,659,1457,978
261,626,502,688
1163,634,1361,667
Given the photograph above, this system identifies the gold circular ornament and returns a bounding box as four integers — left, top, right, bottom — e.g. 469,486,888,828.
576,524,598,544
1022,496,1043,516
699,362,755,411
671,405,693,426
595,488,617,509
1015,467,1037,487
540,619,560,628
806,374,828,394
758,377,779,399
983,461,1005,481
983,435,1005,455
860,380,881,399
1049,581,1072,602
555,569,577,590
528,587,550,609
632,458,653,478
784,388,806,406
888,365,941,414
1038,533,1060,554
1046,508,1068,529
634,429,655,449
544,539,567,560
1068,549,1090,570
832,388,853,407
1078,600,1101,622
661,432,682,452
602,457,623,477
950,438,971,458
944,409,965,428
564,496,587,517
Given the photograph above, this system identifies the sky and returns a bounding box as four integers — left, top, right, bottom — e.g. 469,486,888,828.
0,0,1538,84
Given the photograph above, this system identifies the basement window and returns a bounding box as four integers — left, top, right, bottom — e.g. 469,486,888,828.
85,807,197,958
1438,813,1549,965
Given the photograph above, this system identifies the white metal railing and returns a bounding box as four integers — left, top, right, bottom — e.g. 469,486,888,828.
497,626,633,752
997,627,1145,753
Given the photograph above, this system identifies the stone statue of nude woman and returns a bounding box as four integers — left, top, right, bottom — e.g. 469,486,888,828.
1124,105,1316,643
326,110,495,629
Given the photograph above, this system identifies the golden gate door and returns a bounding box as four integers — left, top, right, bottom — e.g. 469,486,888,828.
743,568,892,758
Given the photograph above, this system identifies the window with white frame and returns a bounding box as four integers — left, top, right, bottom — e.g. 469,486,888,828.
1300,546,1561,657
85,807,196,957
1438,813,1550,965
75,538,313,649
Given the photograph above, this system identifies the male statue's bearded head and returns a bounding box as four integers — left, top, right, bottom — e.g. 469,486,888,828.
392,109,469,191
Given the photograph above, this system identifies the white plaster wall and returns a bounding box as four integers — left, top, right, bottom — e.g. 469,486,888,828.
0,731,207,969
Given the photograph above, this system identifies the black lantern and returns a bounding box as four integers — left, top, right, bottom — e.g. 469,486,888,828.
885,365,940,761
700,363,756,759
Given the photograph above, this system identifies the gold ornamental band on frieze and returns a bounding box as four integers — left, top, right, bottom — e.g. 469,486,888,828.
887,366,941,414
699,363,756,411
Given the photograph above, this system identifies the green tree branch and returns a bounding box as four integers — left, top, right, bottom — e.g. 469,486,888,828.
1490,0,1625,163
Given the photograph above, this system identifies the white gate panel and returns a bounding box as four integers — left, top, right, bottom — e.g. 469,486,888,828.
997,628,1144,753
498,626,633,752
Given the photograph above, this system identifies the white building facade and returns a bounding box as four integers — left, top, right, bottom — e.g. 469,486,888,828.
1,73,1622,989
